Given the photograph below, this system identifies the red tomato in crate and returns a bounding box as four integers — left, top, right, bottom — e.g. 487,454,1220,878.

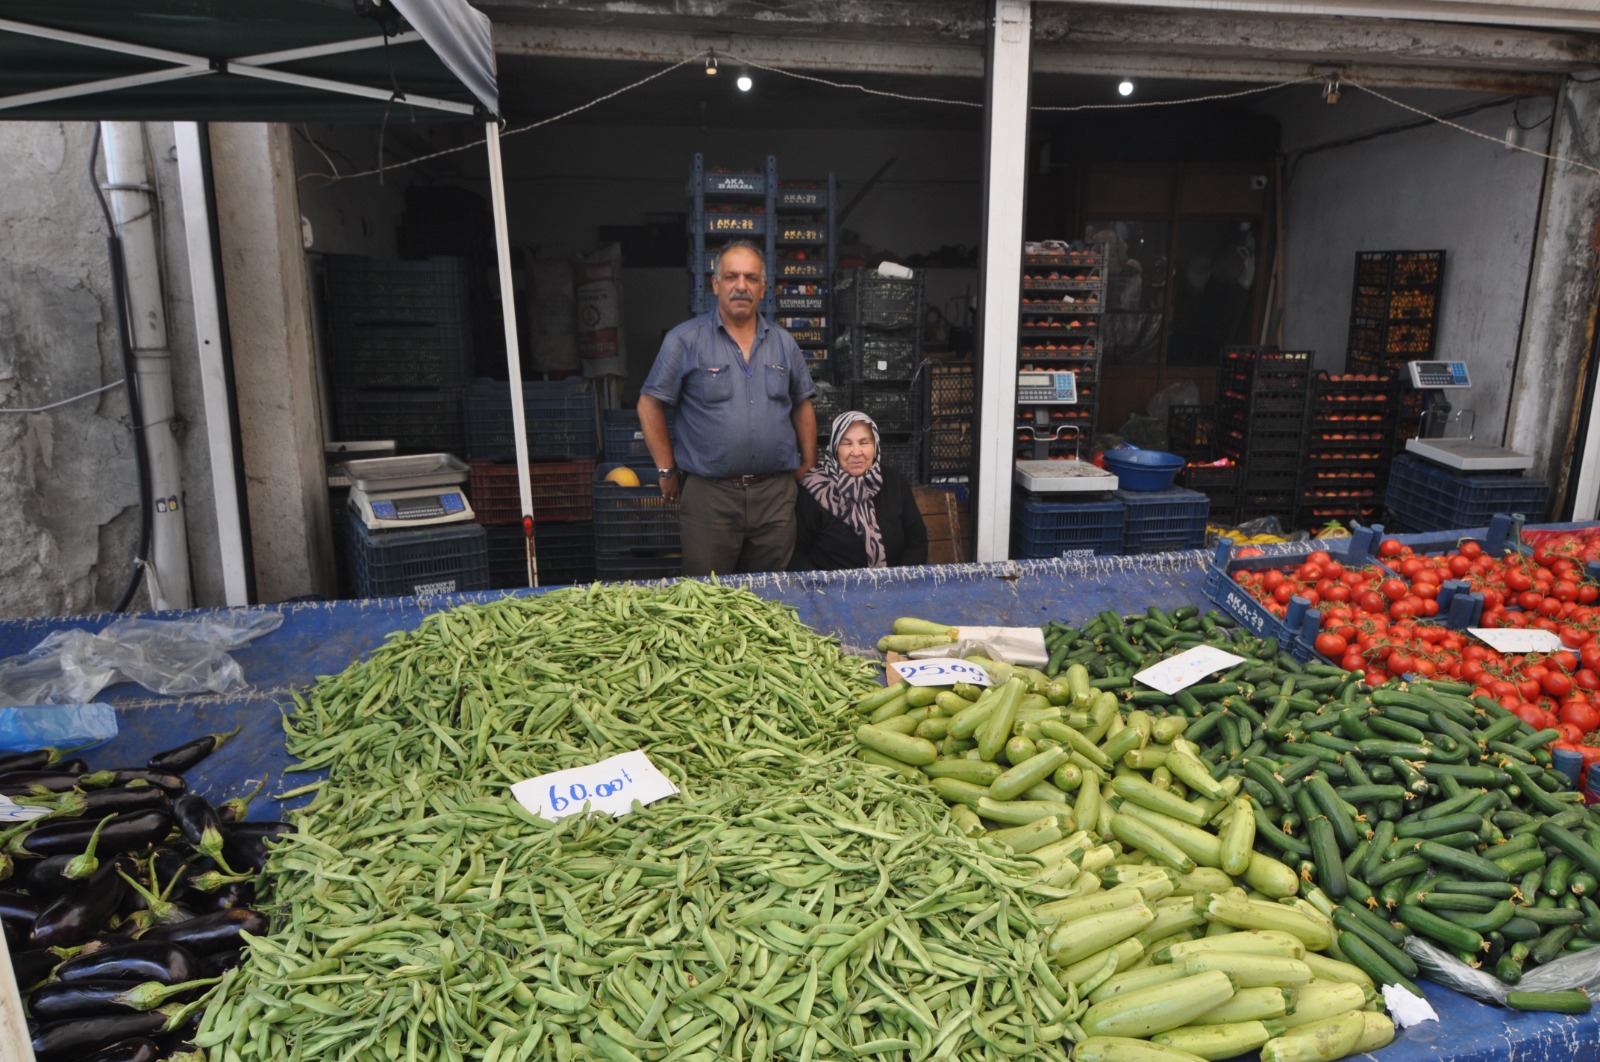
1559,699,1600,733
1314,633,1349,658
1378,538,1405,558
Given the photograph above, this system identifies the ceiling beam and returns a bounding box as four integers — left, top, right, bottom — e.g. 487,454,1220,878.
1040,0,1600,35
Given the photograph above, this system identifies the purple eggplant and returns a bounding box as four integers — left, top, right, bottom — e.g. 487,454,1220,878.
25,854,81,901
213,775,268,824
9,946,60,989
0,889,42,944
0,770,89,796
199,948,243,976
77,1039,163,1062
146,726,241,775
31,1009,176,1062
9,809,172,859
172,794,237,873
29,975,217,1020
55,940,203,986
30,857,130,948
0,748,58,774
57,784,172,821
221,820,293,872
138,907,268,955
99,768,186,795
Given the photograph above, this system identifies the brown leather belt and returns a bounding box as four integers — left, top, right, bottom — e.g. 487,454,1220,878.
708,472,778,486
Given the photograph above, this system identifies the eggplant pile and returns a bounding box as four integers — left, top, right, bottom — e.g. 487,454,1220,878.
0,729,291,1062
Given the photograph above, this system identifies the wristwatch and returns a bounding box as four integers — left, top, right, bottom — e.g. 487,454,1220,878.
657,467,679,479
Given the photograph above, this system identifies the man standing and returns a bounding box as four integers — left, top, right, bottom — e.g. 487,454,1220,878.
638,240,817,576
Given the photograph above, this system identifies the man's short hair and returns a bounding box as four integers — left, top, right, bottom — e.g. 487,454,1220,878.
716,240,767,280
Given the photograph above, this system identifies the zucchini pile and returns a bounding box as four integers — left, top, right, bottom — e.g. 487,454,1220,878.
0,729,286,1061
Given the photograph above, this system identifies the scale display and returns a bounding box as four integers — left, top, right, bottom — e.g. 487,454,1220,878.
349,485,474,530
1017,371,1078,404
1408,361,1470,388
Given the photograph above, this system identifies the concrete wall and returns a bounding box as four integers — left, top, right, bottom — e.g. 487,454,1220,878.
1254,88,1552,442
0,121,225,620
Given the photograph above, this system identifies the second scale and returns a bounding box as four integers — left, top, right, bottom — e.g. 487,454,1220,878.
341,453,475,530
1014,368,1117,491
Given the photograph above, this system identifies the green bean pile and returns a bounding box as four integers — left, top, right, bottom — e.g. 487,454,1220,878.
194,582,1075,1062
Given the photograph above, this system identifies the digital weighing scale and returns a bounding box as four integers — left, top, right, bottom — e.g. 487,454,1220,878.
1014,460,1118,493
1017,371,1078,404
341,453,475,530
1403,359,1534,471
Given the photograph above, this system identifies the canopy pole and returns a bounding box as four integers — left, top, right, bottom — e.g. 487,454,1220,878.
485,121,538,586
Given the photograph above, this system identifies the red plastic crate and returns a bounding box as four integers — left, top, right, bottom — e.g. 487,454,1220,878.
469,459,595,524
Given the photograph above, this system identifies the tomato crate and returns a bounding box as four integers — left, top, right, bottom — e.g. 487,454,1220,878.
1201,541,1366,659
776,257,827,280
1218,388,1308,415
344,515,488,599
1022,339,1100,359
928,362,975,418
854,384,917,432
1114,487,1210,554
1166,405,1216,459
1179,462,1239,493
464,378,597,462
1306,448,1388,468
776,294,827,313
484,522,596,589
689,208,769,237
687,153,774,197
1021,317,1099,338
592,464,681,552
1237,492,1298,525
468,458,595,525
1384,455,1549,533
777,220,827,244
1010,492,1124,558
335,387,465,455
778,183,828,210
924,418,974,479
324,255,470,327
835,270,924,331
1219,346,1312,381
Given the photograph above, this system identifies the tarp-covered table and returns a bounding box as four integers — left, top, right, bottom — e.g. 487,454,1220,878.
2,549,1596,1062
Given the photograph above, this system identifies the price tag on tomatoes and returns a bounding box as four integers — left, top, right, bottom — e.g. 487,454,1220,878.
1467,628,1563,653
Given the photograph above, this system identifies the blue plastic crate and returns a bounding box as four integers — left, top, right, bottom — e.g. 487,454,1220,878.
601,410,676,470
1114,487,1210,554
484,522,595,589
334,387,465,455
1384,455,1549,532
327,322,472,391
1010,493,1124,558
592,465,681,552
324,255,470,327
345,515,488,599
464,378,596,462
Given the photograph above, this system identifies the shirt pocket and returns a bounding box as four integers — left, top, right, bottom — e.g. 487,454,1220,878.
691,363,735,404
763,361,791,401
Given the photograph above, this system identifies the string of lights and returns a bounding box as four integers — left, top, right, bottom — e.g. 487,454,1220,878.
298,49,1600,184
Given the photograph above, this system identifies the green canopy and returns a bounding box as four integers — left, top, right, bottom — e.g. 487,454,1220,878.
0,0,497,122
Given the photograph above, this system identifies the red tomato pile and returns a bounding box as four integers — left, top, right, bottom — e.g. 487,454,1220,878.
1228,548,1419,621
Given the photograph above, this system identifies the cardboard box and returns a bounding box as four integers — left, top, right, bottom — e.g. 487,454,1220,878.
915,486,967,565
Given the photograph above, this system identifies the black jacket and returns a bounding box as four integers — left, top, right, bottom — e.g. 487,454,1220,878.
790,469,929,571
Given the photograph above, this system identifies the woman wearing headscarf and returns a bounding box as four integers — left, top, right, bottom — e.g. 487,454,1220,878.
790,411,928,571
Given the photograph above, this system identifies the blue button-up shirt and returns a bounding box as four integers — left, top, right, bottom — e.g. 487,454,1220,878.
641,310,816,478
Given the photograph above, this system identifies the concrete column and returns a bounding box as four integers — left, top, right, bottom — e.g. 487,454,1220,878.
1504,77,1600,510
207,123,334,602
974,0,1032,562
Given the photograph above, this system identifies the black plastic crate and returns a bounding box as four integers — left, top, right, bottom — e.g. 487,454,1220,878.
1011,492,1124,557
1166,405,1215,457
485,522,595,588
324,256,470,328
834,269,924,331
778,183,830,210
1179,463,1239,493
1384,455,1549,532
878,433,919,482
928,363,975,418
601,410,678,470
838,329,919,382
687,153,774,197
811,380,849,430
594,552,683,581
345,515,488,598
1114,487,1210,554
1237,493,1297,524
464,378,597,462
689,207,770,237
853,385,918,433
592,465,681,552
468,459,594,525
335,387,465,454
924,419,974,479
328,323,472,391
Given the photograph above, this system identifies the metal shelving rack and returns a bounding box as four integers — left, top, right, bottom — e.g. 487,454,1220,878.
1014,240,1106,461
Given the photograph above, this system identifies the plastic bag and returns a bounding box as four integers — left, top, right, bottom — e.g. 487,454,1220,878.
0,703,118,752
1115,414,1167,450
1405,935,1600,1005
0,611,283,705
1146,380,1201,425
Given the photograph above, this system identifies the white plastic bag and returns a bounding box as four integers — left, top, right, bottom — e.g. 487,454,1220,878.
1405,935,1600,1005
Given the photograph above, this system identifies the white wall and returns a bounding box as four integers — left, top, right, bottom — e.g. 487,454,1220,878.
1254,88,1552,442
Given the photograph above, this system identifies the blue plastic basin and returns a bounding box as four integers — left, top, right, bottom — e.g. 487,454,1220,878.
1102,449,1186,491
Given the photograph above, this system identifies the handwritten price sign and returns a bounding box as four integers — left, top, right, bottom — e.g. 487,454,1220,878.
0,796,49,824
892,658,994,687
512,750,679,821
1135,645,1249,696
1468,628,1563,654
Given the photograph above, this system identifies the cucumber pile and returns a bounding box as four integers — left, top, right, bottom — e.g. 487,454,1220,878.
854,605,1600,1059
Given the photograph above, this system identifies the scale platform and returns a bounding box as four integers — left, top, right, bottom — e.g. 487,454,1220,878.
1014,459,1118,493
341,453,475,530
1405,438,1533,473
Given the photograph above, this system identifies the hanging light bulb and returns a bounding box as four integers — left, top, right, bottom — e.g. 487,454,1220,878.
705,51,719,76
737,72,754,93
1118,80,1135,98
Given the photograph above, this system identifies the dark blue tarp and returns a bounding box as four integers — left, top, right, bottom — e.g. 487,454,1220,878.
1,538,1597,1062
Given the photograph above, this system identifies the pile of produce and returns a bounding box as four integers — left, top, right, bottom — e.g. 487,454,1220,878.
0,727,282,1061
191,582,1087,1061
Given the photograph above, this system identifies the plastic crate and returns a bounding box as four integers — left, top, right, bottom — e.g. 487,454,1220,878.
595,552,683,581
924,419,974,478
1219,388,1307,416
687,153,774,197
1165,405,1215,458
777,220,827,243
345,515,488,599
464,379,596,462
601,410,677,470
324,256,470,327
837,329,918,382
776,257,827,280
690,208,769,237
484,522,596,588
1384,455,1549,532
878,434,919,482
1113,487,1209,554
1179,463,1239,493
778,183,829,210
811,380,849,429
592,464,681,552
327,323,472,391
835,270,924,330
929,363,975,417
335,388,465,455
1010,493,1124,557
468,458,595,525
1201,545,1324,659
854,385,917,433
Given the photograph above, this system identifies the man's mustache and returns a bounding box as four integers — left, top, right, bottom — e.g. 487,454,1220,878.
729,292,753,302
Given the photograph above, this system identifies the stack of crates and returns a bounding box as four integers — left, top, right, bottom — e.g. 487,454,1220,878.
1384,455,1549,533
1114,487,1210,554
1216,347,1311,524
687,153,776,318
1345,250,1444,440
468,459,596,589
343,513,488,599
923,361,976,482
1298,371,1399,529
592,463,682,581
325,256,473,454
834,269,925,482
1010,492,1124,558
1168,404,1239,525
463,377,597,464
774,176,837,379
601,410,677,476
1015,242,1105,457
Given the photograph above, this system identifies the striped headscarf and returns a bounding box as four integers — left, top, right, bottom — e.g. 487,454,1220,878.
801,411,887,567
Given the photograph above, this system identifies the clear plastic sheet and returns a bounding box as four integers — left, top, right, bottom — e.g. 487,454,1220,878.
1405,935,1600,1005
0,612,283,705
